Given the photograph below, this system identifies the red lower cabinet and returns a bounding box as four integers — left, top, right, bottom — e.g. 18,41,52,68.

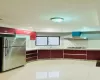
38,50,50,59
87,50,100,60
26,49,100,61
64,50,86,54
64,50,73,54
64,50,87,59
50,50,63,58
64,54,86,59
26,56,37,62
26,50,38,62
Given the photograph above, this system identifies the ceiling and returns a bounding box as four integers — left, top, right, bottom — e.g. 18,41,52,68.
0,0,100,32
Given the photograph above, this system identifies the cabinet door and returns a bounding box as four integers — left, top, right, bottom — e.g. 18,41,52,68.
7,28,15,34
64,50,87,59
38,50,50,59
73,50,86,54
87,50,100,60
50,50,63,58
30,32,36,40
26,50,37,55
26,50,38,62
64,50,73,54
0,27,15,34
64,50,86,54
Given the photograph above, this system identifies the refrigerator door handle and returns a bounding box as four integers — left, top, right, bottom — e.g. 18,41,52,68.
5,39,8,48
7,39,9,48
5,48,9,56
5,48,7,56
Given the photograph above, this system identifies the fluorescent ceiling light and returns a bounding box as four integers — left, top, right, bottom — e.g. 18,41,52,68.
50,17,64,23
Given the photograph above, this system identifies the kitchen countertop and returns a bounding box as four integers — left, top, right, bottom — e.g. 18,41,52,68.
26,48,100,51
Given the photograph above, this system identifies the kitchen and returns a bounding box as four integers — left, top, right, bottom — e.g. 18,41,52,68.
0,0,100,80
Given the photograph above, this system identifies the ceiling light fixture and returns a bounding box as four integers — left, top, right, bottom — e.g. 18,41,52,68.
50,17,64,23
0,18,3,20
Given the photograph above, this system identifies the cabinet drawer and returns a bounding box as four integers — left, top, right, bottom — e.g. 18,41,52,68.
64,54,86,59
64,50,86,54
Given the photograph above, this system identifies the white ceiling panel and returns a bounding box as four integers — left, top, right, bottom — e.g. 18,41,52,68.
0,0,100,32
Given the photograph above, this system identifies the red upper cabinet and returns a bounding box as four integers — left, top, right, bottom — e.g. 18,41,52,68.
30,32,36,40
15,29,31,35
15,29,36,40
0,27,15,34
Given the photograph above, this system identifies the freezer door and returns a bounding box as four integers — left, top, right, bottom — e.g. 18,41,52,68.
3,37,26,47
10,38,26,47
2,46,26,71
3,37,15,47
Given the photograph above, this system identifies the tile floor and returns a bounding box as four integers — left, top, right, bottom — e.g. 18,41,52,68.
0,59,99,80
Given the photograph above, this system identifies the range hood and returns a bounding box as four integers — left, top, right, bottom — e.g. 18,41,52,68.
64,31,88,40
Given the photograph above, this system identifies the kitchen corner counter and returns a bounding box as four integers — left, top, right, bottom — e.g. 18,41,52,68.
26,48,100,62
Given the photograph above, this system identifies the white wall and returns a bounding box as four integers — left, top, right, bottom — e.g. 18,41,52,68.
16,32,100,50
34,33,65,49
62,33,100,49
33,33,88,49
33,33,100,50
63,39,88,48
16,34,35,50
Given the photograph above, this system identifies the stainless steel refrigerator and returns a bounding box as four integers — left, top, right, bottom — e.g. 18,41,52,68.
0,37,26,72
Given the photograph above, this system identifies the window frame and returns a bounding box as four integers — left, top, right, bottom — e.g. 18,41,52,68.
35,36,60,46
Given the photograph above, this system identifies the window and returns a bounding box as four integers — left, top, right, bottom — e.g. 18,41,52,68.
36,37,47,46
48,37,60,46
35,36,60,46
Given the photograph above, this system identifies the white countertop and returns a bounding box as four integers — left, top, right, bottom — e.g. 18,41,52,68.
26,48,100,51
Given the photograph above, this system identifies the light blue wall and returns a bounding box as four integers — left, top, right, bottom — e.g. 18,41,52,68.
81,33,100,40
